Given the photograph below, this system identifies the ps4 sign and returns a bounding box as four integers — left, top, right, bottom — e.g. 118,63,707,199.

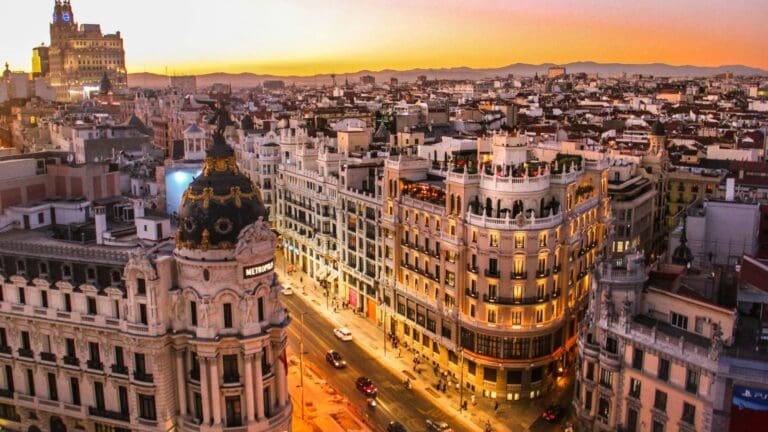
733,385,768,411
243,261,274,279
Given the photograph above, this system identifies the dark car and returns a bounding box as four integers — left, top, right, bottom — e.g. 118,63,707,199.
542,403,564,423
355,376,377,397
426,419,452,432
387,421,407,432
325,350,347,368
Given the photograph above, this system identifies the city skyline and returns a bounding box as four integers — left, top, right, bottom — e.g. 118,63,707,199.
1,0,767,76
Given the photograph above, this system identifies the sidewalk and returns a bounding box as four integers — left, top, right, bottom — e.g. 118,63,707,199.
276,256,574,432
287,351,375,432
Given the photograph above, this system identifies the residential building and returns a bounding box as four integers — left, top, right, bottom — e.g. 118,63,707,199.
0,120,292,431
574,253,736,432
381,131,610,401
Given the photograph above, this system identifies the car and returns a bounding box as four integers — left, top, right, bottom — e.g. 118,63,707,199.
281,284,293,296
542,403,564,423
387,421,407,432
325,350,347,368
425,419,452,432
333,327,353,341
355,376,377,397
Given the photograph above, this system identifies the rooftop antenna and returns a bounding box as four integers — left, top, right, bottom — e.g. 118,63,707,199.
331,73,336,88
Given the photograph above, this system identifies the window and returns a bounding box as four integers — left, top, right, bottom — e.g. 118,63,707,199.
18,287,25,305
64,293,72,312
584,390,592,411
119,386,129,416
629,377,641,398
682,402,696,425
657,358,670,382
507,370,522,384
26,369,35,396
586,362,595,381
685,369,699,394
139,304,147,325
86,268,96,281
488,284,497,300
65,338,76,357
626,407,638,432
135,353,147,374
515,233,525,248
223,355,239,383
671,312,688,330
654,389,667,412
190,301,197,325
87,297,97,315
605,337,618,354
62,264,72,278
48,372,58,401
137,278,146,295
599,369,613,388
539,232,548,247
63,377,79,408
21,331,31,350
115,346,125,367
487,309,497,324
511,311,521,325
598,397,610,419
535,309,544,323
632,348,644,370
41,291,48,308
89,342,101,365
490,233,499,247
223,303,233,328
652,420,664,432
138,394,156,420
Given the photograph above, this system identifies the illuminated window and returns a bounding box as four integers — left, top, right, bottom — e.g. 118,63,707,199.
514,233,525,249
490,233,499,247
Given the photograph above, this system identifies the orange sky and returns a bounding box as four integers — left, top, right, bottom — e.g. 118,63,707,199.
2,0,766,75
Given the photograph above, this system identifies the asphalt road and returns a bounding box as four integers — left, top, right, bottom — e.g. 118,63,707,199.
283,292,472,432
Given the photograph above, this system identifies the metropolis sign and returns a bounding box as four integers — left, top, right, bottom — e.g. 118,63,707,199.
243,260,274,279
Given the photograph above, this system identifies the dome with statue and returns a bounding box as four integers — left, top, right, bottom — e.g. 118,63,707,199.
176,107,268,251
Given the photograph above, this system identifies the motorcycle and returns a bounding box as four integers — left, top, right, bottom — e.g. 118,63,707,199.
367,398,377,408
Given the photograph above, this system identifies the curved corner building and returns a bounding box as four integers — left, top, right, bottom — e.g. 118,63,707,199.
382,132,610,402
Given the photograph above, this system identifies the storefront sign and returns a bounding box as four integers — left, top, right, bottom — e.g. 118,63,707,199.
243,260,274,279
734,385,768,411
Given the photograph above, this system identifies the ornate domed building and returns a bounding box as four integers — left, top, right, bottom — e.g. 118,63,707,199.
169,108,292,430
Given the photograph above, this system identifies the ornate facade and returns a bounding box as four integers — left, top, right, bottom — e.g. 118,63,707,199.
48,0,127,100
0,115,291,431
382,132,610,401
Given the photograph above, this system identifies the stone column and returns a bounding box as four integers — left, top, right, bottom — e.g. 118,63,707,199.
176,350,187,416
255,350,265,420
210,357,222,425
244,354,255,422
276,348,287,408
200,356,211,425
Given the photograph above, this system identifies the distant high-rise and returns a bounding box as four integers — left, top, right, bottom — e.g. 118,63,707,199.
48,0,127,100
31,45,50,78
547,66,566,79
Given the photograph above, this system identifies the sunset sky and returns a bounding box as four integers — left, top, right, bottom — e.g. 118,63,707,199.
2,0,766,76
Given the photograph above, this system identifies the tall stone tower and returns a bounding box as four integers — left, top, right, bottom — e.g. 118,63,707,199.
172,107,292,430
643,120,669,258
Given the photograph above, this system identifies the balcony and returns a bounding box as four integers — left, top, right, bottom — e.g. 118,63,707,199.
552,264,562,274
482,294,549,305
466,265,478,274
0,388,12,399
41,352,57,363
536,269,550,278
17,348,34,359
133,371,154,383
484,269,500,278
511,271,528,280
465,289,479,299
89,407,130,423
0,345,11,355
189,368,200,382
63,356,79,367
599,350,621,370
111,364,129,376
87,360,104,371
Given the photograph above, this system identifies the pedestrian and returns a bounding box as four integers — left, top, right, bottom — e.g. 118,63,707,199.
471,394,476,405
442,382,447,392
398,349,402,358
494,401,499,411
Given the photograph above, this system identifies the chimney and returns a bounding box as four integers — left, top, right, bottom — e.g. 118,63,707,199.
726,177,735,201
94,206,107,245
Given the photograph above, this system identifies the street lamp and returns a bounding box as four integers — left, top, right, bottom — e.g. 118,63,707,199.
298,311,307,420
458,347,465,412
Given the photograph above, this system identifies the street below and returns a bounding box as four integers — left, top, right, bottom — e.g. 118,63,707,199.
283,292,474,432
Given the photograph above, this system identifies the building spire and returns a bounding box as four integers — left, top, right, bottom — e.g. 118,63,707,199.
672,213,694,267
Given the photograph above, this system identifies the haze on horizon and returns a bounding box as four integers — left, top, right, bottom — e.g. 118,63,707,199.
2,0,766,76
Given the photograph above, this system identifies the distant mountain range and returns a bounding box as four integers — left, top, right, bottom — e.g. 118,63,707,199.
128,61,768,89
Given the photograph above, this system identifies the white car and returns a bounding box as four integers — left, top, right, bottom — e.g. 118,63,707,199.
333,327,353,341
281,284,293,296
